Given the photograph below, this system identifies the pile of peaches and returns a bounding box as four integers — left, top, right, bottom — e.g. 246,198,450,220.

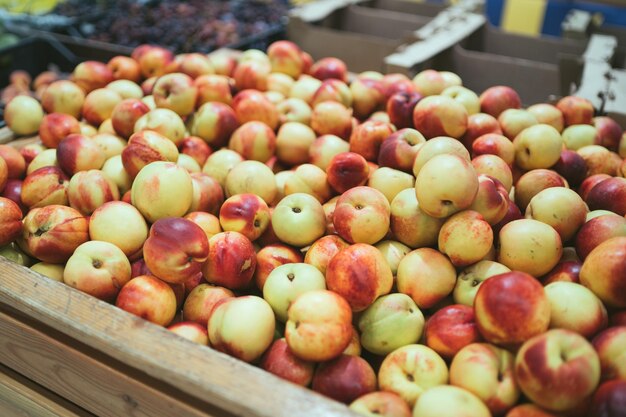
0,40,625,417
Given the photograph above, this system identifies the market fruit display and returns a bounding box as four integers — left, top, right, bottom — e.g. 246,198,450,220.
1,39,625,417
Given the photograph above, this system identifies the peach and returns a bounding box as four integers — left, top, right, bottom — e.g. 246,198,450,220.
545,281,608,338
202,149,244,187
552,149,587,188
89,201,148,257
202,232,256,290
231,89,278,130
312,355,377,404
386,91,422,130
38,113,81,149
326,243,393,312
167,322,208,345
472,133,515,166
21,166,69,209
285,289,352,362
40,80,85,119
82,88,122,126
110,98,150,139
143,218,209,284
311,79,352,108
349,120,395,162
499,108,538,140
515,329,600,411
208,295,275,363
425,304,482,360
64,240,131,301
461,113,503,149
184,212,222,241
283,164,332,203
578,145,621,177
588,380,626,417
358,293,424,355
333,186,390,245
556,96,594,126
580,236,626,308
479,86,521,118
67,170,119,215
594,116,622,150
219,193,270,241
224,160,277,205
228,121,276,163
71,61,113,93
260,338,314,386
310,57,348,82
527,103,564,132
390,189,445,249
592,326,626,381
0,145,25,182
499,219,562,277
396,248,456,309
22,205,89,263
542,260,581,284
255,243,303,290
134,108,186,146
586,177,626,216
188,172,224,215
377,128,425,173
449,343,519,415
275,122,316,166
179,136,212,167
272,193,326,247
303,235,349,276
453,261,511,306
0,197,22,246
195,74,233,106
474,271,550,346
107,55,141,82
514,169,568,213
377,344,448,407
412,136,470,177
513,124,564,170
56,133,106,175
413,95,468,139
182,284,234,327
415,154,479,218
525,187,587,242
310,101,353,140
468,174,510,224
438,210,494,267
116,275,177,326
326,152,370,194
413,384,491,417
26,149,58,175
188,102,239,148
350,391,411,417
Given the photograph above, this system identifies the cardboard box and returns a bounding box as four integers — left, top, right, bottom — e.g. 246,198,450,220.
287,0,443,72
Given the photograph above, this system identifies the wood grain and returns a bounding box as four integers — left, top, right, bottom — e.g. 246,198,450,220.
0,364,92,417
0,257,358,417
0,309,225,417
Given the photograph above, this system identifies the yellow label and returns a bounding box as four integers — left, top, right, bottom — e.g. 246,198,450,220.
501,0,547,36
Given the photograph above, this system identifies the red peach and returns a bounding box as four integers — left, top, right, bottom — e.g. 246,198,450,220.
425,304,482,360
202,232,257,290
38,113,82,149
312,355,377,404
260,338,314,386
143,217,209,284
326,243,393,312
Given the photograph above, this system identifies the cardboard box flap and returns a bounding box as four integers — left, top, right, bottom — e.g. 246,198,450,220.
384,12,485,69
575,60,613,109
290,0,361,22
582,33,618,63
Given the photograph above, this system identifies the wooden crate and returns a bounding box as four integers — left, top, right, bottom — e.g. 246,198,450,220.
0,252,358,414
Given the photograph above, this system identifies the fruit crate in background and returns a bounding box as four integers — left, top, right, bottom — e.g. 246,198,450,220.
287,0,445,73
438,24,590,105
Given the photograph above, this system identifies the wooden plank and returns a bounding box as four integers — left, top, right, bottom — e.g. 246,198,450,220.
0,258,357,417
0,364,93,417
0,308,225,417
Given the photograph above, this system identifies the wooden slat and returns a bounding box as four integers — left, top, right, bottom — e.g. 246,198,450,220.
0,364,93,417
0,308,225,417
0,258,357,417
